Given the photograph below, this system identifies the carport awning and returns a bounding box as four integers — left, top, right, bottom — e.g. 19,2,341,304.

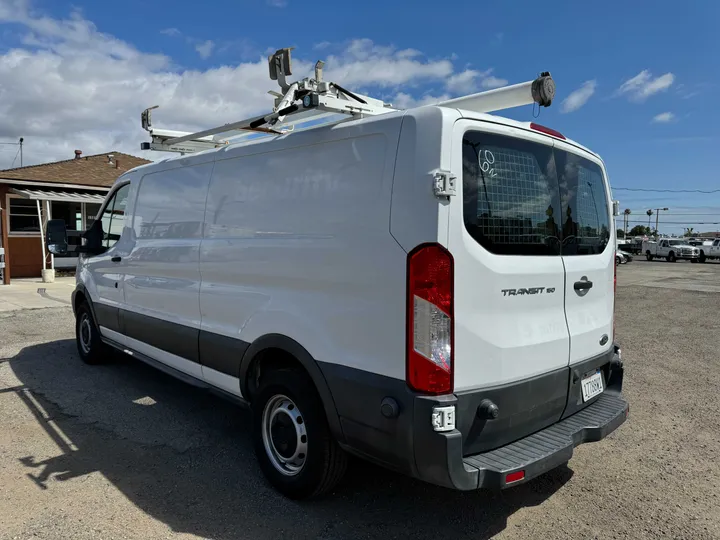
10,187,106,204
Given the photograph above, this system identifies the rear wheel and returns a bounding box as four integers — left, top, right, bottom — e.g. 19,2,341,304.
252,368,347,499
616,256,621,265
75,302,109,364
646,251,654,261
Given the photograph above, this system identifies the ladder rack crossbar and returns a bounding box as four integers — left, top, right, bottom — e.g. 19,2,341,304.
140,47,556,155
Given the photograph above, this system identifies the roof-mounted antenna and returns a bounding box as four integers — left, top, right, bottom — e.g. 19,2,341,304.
268,47,294,93
315,60,324,83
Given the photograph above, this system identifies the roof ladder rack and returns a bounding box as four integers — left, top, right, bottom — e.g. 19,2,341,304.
141,47,556,154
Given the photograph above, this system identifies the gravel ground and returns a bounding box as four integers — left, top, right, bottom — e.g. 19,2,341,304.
0,263,719,539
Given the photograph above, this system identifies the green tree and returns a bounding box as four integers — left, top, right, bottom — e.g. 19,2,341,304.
683,227,694,237
617,229,625,238
629,225,650,236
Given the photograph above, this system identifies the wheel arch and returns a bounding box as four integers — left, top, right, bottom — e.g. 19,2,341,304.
72,283,94,319
239,334,344,443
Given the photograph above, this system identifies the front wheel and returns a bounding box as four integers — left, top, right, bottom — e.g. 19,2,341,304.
252,368,347,499
668,252,677,263
699,252,706,263
646,251,654,261
75,302,109,364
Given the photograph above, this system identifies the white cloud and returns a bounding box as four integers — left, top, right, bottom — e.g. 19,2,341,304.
445,70,481,93
160,27,180,37
445,68,506,94
616,70,675,101
266,0,287,6
481,75,508,89
195,39,214,59
561,80,597,113
652,112,675,123
0,1,506,167
323,39,453,88
392,92,450,109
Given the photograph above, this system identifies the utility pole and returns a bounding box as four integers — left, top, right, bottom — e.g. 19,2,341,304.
19,137,23,167
655,207,668,236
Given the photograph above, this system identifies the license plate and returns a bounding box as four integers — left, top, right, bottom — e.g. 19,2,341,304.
581,371,604,402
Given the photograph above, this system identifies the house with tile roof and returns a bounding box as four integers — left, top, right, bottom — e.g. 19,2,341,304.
0,150,150,284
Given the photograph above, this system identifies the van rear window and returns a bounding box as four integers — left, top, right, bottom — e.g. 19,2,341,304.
462,131,610,256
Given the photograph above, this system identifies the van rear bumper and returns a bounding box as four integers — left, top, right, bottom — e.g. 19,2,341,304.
322,347,627,491
414,390,628,490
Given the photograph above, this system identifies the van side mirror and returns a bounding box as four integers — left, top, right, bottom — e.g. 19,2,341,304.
46,219,68,255
82,219,106,254
612,200,620,216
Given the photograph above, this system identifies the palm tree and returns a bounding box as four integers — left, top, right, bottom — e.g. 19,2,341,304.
646,209,654,231
684,227,694,237
624,209,631,237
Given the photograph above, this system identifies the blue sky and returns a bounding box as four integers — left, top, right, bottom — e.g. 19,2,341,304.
0,0,718,235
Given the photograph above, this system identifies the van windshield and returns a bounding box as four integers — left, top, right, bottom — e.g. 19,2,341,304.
462,131,610,256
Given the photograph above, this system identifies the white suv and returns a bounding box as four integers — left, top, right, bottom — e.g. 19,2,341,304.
47,105,627,499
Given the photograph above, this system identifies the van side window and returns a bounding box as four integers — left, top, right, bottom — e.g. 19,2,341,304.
98,184,130,249
133,166,211,240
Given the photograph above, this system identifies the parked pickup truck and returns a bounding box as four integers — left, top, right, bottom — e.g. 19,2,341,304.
642,239,700,262
696,238,720,263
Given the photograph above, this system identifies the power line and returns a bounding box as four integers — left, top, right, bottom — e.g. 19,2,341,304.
9,146,21,168
626,220,720,225
625,212,720,216
614,187,720,194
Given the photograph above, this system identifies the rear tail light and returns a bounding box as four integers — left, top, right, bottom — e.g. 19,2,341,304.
530,122,566,140
407,244,454,395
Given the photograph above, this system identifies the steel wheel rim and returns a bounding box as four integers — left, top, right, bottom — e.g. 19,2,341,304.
79,314,92,355
261,394,308,476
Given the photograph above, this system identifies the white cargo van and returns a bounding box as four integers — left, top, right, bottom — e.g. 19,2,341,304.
46,50,627,499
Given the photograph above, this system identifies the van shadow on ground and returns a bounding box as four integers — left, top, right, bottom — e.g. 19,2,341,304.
7,340,572,540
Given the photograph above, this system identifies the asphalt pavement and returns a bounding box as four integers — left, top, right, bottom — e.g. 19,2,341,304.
0,261,718,539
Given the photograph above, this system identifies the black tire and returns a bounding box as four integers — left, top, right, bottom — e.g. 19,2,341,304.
699,252,706,263
252,368,347,499
75,302,109,364
616,256,621,265
646,251,653,261
691,259,697,263
668,251,677,263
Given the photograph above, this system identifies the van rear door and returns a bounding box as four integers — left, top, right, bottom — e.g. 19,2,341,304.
553,139,614,369
448,121,571,393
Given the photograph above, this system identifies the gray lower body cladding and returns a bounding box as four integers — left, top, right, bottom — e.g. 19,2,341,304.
86,296,627,491
321,348,626,490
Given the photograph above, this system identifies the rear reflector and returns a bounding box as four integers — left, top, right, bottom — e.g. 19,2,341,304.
530,122,566,140
505,470,525,484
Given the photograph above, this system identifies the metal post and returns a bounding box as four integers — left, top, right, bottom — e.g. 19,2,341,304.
45,200,53,270
36,199,46,270
19,137,23,167
655,207,668,236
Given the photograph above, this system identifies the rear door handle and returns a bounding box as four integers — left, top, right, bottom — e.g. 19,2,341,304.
574,280,593,291
111,256,122,263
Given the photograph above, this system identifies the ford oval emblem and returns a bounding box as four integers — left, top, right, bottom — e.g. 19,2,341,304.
599,334,609,346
